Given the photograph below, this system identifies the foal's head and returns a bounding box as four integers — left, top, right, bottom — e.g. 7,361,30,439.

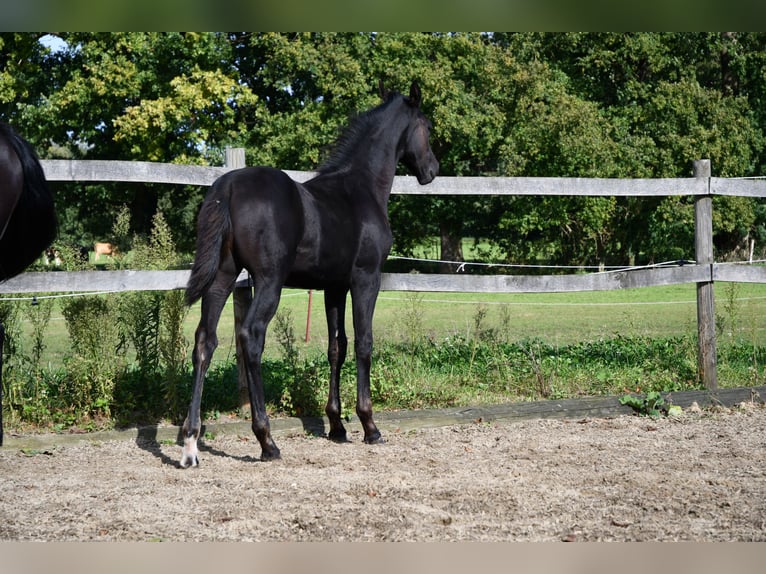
318,80,439,185
395,81,439,185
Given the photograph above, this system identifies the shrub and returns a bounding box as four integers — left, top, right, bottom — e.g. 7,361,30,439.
271,309,324,417
60,295,124,418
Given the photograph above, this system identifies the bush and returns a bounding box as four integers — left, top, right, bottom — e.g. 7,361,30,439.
270,309,324,417
60,295,124,419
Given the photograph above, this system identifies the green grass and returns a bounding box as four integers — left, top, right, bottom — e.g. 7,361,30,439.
291,281,764,352
14,281,766,367
4,281,765,432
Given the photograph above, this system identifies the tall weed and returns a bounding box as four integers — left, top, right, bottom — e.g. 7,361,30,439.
25,296,53,366
272,308,324,417
116,210,190,421
396,292,426,349
0,299,22,420
159,289,189,419
61,295,124,418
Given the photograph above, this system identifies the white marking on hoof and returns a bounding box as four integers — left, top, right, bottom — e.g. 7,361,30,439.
180,435,199,468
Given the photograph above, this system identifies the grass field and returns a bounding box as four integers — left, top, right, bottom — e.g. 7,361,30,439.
4,279,764,430
17,280,766,368
208,281,764,353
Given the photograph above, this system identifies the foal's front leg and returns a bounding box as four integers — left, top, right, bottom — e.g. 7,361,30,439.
324,288,349,441
351,276,383,444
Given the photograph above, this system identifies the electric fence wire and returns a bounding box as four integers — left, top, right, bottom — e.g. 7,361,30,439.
1,255,764,304
387,255,766,273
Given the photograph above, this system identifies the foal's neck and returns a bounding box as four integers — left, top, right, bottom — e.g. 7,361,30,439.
361,119,408,211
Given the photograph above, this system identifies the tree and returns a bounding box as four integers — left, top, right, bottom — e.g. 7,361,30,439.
5,33,260,251
490,58,624,267
232,33,522,271
233,32,377,169
498,32,766,265
1,32,764,265
368,33,519,271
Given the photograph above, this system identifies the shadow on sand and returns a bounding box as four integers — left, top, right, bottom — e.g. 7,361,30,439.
133,415,339,467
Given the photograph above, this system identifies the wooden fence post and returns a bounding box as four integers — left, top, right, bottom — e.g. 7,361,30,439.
694,159,718,391
226,148,252,413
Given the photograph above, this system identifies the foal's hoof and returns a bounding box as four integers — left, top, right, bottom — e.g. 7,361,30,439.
180,437,200,468
180,453,199,469
363,431,384,445
260,447,281,462
328,428,349,443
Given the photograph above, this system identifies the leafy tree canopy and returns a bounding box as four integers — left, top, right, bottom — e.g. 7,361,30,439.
1,32,764,266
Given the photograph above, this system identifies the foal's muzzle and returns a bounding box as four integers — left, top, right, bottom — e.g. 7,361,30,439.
417,155,439,185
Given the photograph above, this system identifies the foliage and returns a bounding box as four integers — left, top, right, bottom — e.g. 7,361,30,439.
619,391,667,418
2,207,192,429
60,294,123,419
271,308,324,417
24,296,53,367
117,209,189,420
159,289,189,420
2,32,765,266
0,300,19,356
2,295,764,430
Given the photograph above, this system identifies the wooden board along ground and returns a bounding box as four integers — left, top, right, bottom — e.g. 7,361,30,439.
2,388,765,542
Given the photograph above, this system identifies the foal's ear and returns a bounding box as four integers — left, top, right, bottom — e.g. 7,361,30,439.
409,81,422,107
378,78,390,101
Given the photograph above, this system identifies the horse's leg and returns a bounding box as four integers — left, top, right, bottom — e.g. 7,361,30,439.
324,288,349,441
351,274,383,444
180,277,234,468
239,278,283,461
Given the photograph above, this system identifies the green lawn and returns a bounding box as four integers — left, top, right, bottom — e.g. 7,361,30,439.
20,281,766,368
5,279,764,430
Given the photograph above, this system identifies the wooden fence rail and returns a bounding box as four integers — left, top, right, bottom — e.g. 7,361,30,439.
0,263,758,295
39,157,766,197
2,152,766,393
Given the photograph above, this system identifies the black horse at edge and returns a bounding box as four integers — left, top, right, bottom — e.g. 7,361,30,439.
0,122,57,446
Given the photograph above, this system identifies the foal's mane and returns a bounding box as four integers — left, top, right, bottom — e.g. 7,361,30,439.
316,91,405,175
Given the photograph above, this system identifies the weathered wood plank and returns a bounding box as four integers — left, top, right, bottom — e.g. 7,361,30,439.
370,385,766,430
0,266,712,295
380,265,709,293
41,159,710,197
711,177,766,198
41,160,229,186
714,263,766,283
7,385,764,450
0,270,191,293
393,175,705,196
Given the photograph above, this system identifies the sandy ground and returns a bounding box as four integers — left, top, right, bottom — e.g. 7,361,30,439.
1,401,765,542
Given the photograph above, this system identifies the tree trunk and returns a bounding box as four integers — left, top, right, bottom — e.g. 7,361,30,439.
439,221,464,273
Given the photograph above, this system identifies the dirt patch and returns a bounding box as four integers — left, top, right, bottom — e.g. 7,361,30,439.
1,401,765,541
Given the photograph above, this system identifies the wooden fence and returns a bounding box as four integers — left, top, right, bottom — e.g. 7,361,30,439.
2,150,766,392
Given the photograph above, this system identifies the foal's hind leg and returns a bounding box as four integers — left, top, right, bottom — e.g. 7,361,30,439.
181,278,234,468
324,288,349,441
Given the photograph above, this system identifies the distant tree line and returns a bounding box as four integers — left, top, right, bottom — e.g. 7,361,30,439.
1,32,764,269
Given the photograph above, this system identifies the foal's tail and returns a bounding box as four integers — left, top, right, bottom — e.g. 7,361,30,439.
185,181,232,306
